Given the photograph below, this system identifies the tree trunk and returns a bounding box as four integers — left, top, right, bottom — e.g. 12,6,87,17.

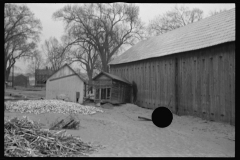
102,63,109,73
5,67,11,82
101,56,109,73
99,50,109,73
86,67,93,85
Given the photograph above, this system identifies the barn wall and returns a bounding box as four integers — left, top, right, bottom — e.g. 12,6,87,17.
110,42,235,125
46,75,84,104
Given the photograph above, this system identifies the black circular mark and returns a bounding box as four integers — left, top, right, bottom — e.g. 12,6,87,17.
152,107,173,128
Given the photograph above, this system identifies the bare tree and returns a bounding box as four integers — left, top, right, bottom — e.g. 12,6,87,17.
26,51,44,77
208,9,227,16
53,3,145,72
147,5,203,37
66,41,101,85
42,37,76,71
4,3,42,82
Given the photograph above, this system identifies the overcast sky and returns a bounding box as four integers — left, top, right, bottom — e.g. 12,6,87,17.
13,3,235,74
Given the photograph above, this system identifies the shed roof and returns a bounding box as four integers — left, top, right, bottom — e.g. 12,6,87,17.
109,8,235,65
47,64,86,83
92,71,131,85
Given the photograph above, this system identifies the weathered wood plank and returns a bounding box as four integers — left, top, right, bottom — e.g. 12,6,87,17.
196,53,201,117
152,61,155,107
151,61,153,108
156,61,158,106
230,46,235,125
153,60,157,108
219,53,225,122
165,60,167,106
144,62,146,106
139,66,142,104
169,59,172,110
137,64,140,103
166,58,171,109
186,57,189,115
147,61,150,107
214,51,220,121
155,60,158,108
149,61,152,108
209,54,215,121
158,60,161,106
191,56,195,116
182,57,186,115
205,54,210,120
188,56,193,115
184,57,187,115
202,57,206,119
174,57,178,114
172,58,175,112
192,56,195,115
178,57,182,115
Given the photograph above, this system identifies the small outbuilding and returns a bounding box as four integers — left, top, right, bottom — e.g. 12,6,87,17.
13,74,30,88
92,72,132,104
46,64,86,104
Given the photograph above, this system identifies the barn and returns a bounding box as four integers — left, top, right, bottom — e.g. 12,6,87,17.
109,9,235,125
92,72,132,104
46,64,86,104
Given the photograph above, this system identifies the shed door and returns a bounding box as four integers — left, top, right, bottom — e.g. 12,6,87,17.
101,88,106,99
76,92,80,102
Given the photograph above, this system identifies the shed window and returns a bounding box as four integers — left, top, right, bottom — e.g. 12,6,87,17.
101,88,111,100
96,88,111,100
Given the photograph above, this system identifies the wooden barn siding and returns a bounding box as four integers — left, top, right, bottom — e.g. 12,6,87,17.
110,42,235,125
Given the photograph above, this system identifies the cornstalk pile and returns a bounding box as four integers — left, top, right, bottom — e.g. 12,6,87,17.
4,116,103,157
5,100,103,115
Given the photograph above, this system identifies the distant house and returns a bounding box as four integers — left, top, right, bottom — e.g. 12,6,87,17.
35,66,54,87
92,72,132,104
46,64,86,104
12,74,29,87
109,9,235,125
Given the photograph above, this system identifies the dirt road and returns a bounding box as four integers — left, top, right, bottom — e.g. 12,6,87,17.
4,103,235,157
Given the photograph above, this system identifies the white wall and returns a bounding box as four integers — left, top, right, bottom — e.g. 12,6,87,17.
46,75,84,104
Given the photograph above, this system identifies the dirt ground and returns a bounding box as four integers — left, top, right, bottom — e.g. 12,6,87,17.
4,102,235,157
5,87,46,100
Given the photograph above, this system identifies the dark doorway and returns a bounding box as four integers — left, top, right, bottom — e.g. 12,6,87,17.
76,92,80,102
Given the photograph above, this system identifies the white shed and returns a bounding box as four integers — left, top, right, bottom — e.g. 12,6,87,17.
46,64,86,104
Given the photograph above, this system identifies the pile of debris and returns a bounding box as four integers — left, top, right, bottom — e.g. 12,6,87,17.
4,116,103,157
5,100,103,115
49,114,80,130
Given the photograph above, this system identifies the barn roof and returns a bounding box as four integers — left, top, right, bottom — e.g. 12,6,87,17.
48,64,86,83
109,8,235,65
92,71,131,85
